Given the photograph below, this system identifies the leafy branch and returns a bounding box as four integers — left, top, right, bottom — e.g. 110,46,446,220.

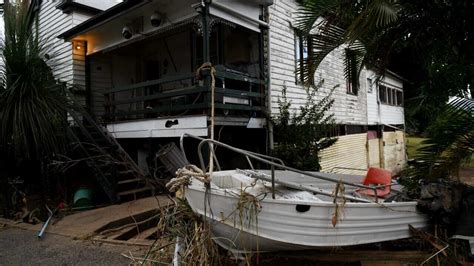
271,80,338,171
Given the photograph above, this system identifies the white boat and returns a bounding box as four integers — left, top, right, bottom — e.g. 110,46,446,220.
179,134,428,253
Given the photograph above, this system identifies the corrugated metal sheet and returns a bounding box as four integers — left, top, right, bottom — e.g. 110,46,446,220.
319,133,368,174
383,130,406,173
367,138,381,167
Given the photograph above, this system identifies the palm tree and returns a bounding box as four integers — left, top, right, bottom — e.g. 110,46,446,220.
0,2,71,160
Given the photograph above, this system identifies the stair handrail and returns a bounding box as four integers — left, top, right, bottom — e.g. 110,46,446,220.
79,109,145,179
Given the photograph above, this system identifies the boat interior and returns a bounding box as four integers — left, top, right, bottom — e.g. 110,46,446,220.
181,134,409,203
208,169,406,203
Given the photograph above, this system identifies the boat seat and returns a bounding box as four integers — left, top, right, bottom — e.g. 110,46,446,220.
356,167,392,198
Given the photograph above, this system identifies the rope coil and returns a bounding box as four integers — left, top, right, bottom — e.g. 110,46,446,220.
166,165,210,192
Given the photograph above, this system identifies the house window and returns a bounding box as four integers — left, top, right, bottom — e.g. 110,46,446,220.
387,88,393,104
345,48,359,95
396,90,403,106
367,78,373,93
379,85,387,103
378,84,403,106
295,30,312,84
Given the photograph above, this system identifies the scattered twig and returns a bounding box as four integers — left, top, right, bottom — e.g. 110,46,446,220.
121,253,168,265
409,225,448,256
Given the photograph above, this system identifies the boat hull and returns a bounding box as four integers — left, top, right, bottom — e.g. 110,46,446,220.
185,172,427,253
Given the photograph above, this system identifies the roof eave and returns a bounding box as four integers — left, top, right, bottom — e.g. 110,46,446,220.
57,0,149,41
56,0,102,15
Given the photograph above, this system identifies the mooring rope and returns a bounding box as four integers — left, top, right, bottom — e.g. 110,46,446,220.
195,62,217,177
166,165,210,192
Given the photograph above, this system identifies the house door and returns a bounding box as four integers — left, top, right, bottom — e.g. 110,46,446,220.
367,131,381,168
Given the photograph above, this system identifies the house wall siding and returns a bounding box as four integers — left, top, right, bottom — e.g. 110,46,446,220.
366,72,380,124
379,105,404,125
38,3,95,107
38,1,74,84
73,0,118,11
268,0,368,125
72,41,86,106
366,70,405,125
89,54,113,119
72,11,93,26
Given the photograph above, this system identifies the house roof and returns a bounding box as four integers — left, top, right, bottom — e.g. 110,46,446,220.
57,0,148,40
56,1,102,15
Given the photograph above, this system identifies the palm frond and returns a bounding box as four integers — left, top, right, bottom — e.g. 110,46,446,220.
295,0,399,86
346,0,399,43
295,0,343,34
297,24,346,86
404,97,474,181
343,44,366,92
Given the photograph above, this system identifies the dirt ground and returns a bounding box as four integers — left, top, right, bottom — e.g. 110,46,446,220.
0,226,147,265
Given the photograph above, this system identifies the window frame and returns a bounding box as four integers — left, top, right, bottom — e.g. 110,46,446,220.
378,83,403,106
294,29,312,85
367,78,373,93
347,79,358,95
345,48,359,96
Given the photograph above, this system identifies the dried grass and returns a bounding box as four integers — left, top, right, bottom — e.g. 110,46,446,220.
141,197,221,265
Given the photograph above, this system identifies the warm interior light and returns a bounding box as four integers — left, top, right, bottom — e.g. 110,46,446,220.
73,41,83,50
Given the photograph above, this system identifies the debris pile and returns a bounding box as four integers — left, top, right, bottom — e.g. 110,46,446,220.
418,180,474,237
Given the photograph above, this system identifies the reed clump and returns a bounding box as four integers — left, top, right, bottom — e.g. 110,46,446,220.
144,198,221,265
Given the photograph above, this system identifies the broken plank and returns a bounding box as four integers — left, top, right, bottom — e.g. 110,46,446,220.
133,226,158,240
279,250,429,263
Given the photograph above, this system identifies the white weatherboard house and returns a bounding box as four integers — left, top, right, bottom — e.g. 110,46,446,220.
32,0,406,174
268,1,406,173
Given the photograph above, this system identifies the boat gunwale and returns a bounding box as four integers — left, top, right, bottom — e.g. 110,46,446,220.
186,177,419,208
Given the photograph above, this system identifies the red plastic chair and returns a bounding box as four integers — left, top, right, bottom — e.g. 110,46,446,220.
356,167,392,198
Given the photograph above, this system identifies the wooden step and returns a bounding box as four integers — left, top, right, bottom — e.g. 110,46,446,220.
118,187,152,197
134,226,159,240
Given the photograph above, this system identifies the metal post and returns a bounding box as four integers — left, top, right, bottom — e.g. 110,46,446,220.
202,1,210,63
271,165,275,199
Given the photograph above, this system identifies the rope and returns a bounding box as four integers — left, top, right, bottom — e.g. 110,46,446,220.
166,165,210,192
195,62,217,178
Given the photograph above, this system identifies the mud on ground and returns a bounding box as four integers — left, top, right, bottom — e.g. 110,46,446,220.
0,226,146,265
